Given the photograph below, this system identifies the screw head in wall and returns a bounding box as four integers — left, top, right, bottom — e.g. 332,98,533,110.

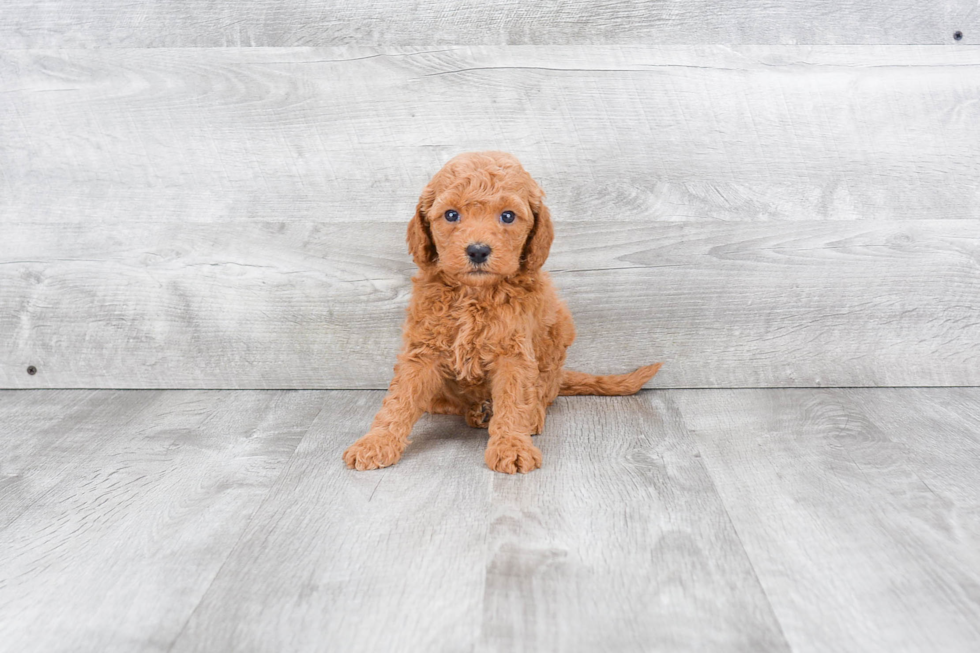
27,365,37,375
954,31,963,41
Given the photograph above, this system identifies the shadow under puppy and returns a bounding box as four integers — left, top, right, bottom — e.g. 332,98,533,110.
344,151,661,474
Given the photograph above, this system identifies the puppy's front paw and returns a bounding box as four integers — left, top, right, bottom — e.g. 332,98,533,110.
343,431,404,471
485,435,542,474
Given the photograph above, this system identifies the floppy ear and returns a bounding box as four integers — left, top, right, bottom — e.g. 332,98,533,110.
521,184,554,272
406,184,437,270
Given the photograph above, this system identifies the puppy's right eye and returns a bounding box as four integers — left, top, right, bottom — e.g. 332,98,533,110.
444,210,460,222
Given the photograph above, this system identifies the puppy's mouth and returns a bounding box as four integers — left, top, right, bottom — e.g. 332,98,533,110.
461,267,499,282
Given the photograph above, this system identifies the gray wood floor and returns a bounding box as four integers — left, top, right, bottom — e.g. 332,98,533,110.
1,389,978,652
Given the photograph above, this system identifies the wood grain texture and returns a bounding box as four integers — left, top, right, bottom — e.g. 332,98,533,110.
0,389,324,653
674,388,980,653
3,219,978,389
162,392,788,652
861,388,980,541
3,46,980,226
169,391,495,652
0,389,157,528
4,388,979,651
4,46,979,389
0,0,976,47
479,394,789,652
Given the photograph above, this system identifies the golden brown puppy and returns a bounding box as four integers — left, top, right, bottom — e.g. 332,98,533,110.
343,152,661,474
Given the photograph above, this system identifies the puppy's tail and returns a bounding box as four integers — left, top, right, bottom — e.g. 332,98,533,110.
558,363,662,396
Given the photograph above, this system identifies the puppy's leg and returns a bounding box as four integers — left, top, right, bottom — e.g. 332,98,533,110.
530,402,546,436
428,391,467,416
343,356,442,471
484,356,542,474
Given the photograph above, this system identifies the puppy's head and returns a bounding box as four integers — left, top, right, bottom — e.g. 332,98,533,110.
407,151,553,286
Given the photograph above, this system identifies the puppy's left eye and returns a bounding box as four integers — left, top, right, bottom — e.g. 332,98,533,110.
500,211,516,224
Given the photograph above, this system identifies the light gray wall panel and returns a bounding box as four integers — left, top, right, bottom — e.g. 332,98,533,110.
3,46,978,388
3,47,979,226
3,219,977,389
0,1,976,47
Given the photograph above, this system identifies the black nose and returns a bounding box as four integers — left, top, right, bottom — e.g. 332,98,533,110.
466,243,492,265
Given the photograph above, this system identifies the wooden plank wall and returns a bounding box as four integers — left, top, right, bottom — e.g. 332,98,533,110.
1,7,978,389
1,1,976,46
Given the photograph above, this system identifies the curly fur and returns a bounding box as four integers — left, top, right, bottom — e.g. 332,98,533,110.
343,152,661,474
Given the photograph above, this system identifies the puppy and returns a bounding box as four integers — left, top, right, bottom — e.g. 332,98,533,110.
344,152,661,474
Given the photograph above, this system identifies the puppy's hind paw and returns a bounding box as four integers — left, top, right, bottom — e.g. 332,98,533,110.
466,400,493,429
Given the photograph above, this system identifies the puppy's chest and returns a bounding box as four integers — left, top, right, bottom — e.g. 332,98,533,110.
432,302,508,383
